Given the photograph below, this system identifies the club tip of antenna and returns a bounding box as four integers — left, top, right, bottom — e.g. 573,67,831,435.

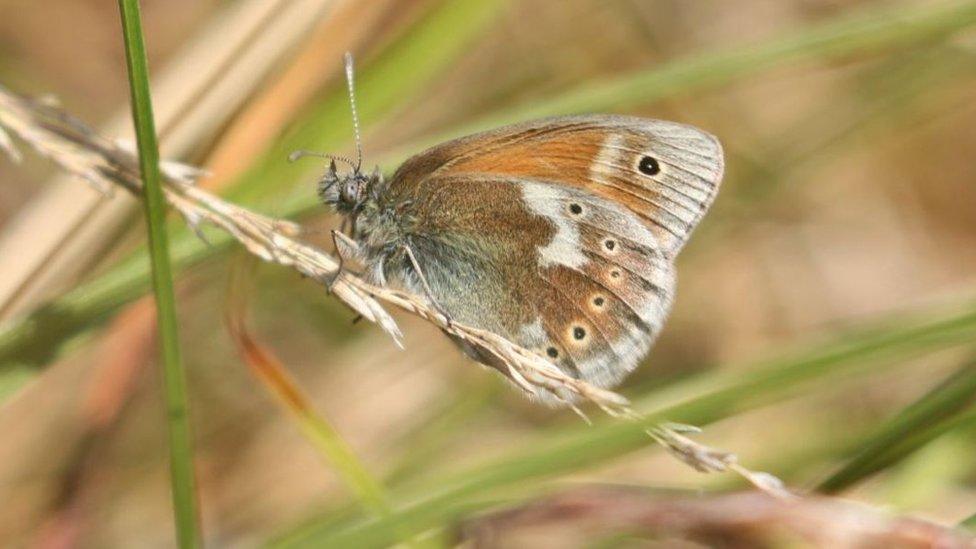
287,150,306,163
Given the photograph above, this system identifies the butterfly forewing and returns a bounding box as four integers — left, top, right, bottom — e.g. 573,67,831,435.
380,115,723,395
391,115,724,256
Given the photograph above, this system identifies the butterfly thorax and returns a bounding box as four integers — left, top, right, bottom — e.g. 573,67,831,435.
353,200,404,251
315,162,404,282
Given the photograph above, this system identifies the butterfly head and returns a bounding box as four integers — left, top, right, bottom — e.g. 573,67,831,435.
314,157,383,215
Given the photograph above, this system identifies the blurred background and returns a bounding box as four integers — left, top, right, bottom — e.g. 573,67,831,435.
1,0,976,546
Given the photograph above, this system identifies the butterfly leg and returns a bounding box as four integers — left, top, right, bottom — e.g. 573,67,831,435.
401,243,453,327
327,229,359,293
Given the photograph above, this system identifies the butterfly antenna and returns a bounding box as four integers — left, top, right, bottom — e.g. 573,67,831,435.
344,52,364,172
288,149,357,170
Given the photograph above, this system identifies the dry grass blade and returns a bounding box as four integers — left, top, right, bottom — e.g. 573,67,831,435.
0,84,787,496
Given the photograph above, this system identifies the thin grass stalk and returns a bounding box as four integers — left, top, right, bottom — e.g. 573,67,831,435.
117,1,200,546
819,358,976,493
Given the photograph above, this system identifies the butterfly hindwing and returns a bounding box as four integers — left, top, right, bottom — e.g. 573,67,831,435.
516,180,675,387
382,174,675,391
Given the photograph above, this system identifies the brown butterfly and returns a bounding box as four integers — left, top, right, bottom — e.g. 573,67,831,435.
297,55,723,400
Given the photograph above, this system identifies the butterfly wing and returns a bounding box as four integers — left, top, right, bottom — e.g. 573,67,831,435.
381,116,723,394
390,115,723,256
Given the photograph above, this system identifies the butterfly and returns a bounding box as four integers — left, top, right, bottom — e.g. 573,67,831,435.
297,55,723,400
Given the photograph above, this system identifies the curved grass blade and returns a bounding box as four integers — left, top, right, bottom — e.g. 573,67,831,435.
225,258,393,517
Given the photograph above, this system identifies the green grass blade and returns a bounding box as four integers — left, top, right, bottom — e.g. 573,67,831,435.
272,303,976,547
819,359,976,493
118,1,200,546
